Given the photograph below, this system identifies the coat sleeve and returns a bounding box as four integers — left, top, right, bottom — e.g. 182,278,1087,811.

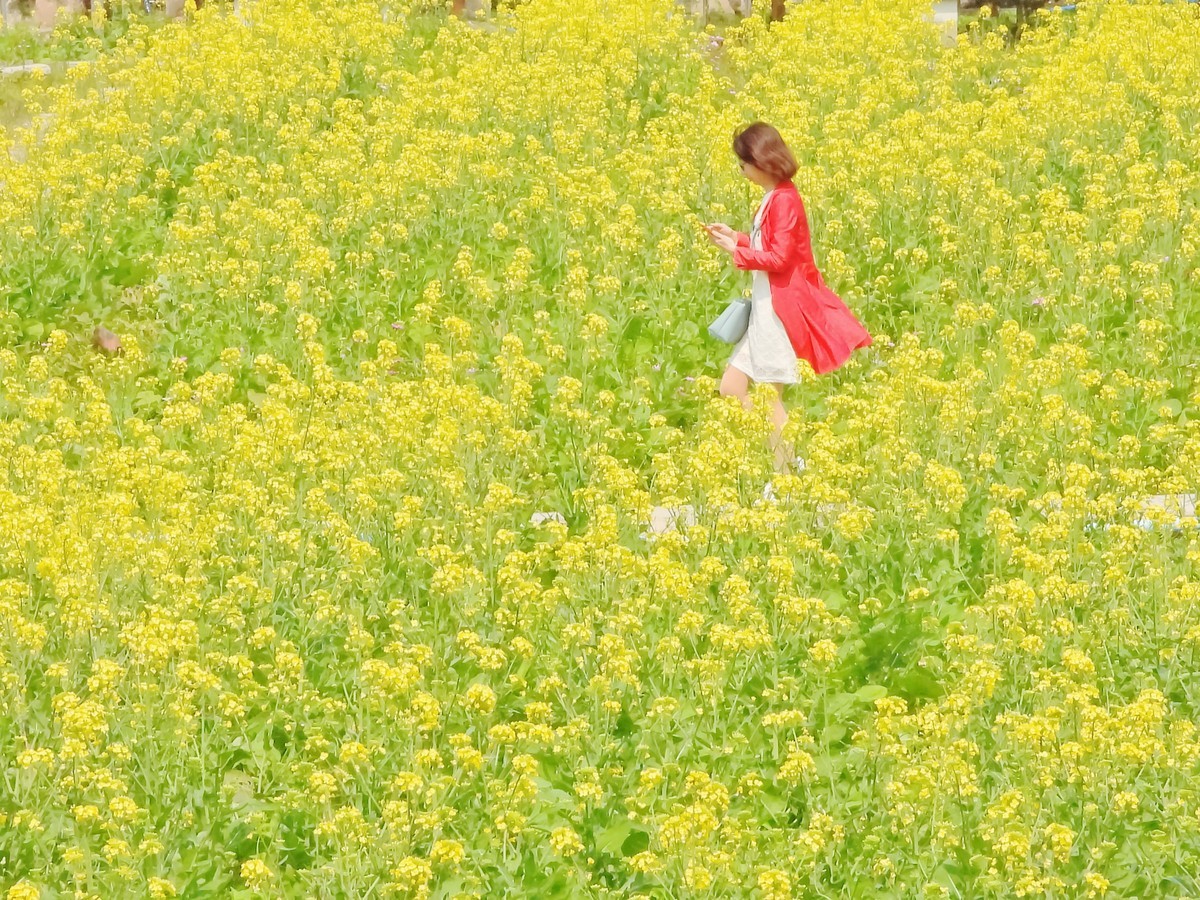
736,231,750,248
733,194,800,274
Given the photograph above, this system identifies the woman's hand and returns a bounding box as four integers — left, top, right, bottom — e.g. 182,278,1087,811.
706,222,738,254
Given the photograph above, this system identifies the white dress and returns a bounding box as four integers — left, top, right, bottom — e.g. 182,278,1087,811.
728,191,799,385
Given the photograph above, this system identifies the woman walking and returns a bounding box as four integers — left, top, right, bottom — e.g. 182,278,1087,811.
707,122,872,473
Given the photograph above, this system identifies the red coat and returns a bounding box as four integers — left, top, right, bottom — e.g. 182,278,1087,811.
734,181,872,375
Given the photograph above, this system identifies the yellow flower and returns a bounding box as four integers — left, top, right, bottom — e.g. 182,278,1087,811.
1112,791,1140,815
550,826,584,856
108,796,141,822
1043,823,1075,864
808,640,838,669
148,877,178,899
463,683,497,715
430,839,465,866
239,859,274,891
389,856,432,894
628,851,663,874
684,864,713,890
757,868,792,900
338,741,372,768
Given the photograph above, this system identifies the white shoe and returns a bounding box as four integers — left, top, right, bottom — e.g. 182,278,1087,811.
762,481,777,501
793,456,807,473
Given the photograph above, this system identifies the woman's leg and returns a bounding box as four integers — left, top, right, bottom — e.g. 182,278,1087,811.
768,383,793,473
723,369,793,473
719,365,752,410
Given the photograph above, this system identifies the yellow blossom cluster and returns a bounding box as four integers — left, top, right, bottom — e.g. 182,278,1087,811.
1,0,1200,896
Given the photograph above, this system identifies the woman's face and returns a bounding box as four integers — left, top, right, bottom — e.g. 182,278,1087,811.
739,157,775,189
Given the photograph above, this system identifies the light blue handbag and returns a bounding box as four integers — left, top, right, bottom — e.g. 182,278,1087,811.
708,296,751,343
708,208,768,344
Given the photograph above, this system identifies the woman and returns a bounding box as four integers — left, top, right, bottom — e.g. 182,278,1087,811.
707,122,872,473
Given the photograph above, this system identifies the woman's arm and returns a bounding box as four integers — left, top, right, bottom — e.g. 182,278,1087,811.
736,231,750,248
732,195,800,274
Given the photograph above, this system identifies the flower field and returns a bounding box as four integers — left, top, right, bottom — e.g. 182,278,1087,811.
2,0,1200,896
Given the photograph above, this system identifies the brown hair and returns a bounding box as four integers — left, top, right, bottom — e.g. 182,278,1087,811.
733,122,798,181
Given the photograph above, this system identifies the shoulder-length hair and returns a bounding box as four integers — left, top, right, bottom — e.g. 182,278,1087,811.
733,122,798,181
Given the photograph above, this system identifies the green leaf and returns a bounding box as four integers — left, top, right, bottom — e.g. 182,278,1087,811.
930,863,954,887
895,668,942,700
823,723,848,744
621,829,650,856
760,790,789,817
434,876,466,899
618,315,644,347
855,684,889,703
595,818,636,856
825,692,856,717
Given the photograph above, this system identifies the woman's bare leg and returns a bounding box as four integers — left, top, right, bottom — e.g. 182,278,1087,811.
722,368,793,473
768,383,792,473
719,365,752,410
